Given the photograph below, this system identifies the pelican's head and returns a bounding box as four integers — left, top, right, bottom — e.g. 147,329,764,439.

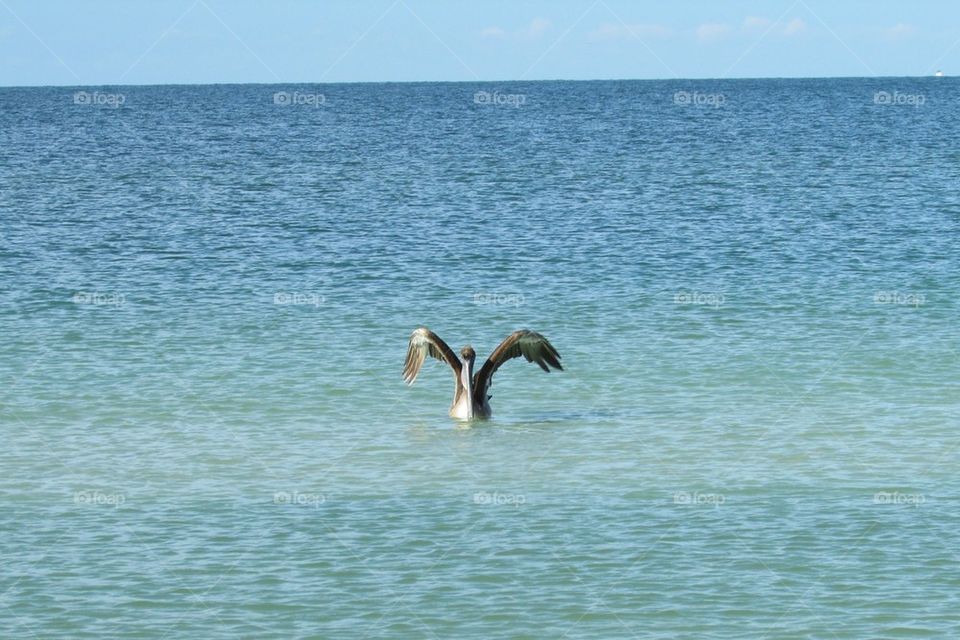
460,346,476,363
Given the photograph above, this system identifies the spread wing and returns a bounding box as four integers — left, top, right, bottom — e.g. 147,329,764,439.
474,330,562,397
403,327,461,385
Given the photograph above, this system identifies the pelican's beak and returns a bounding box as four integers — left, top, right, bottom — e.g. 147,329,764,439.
461,358,474,420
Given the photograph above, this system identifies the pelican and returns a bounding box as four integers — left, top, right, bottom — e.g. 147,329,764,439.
403,327,563,419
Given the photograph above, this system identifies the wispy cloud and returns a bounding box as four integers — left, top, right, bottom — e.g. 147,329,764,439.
525,17,551,39
741,15,810,38
481,17,551,41
587,22,673,42
742,16,772,32
783,18,807,36
884,23,917,40
696,23,731,43
480,26,506,39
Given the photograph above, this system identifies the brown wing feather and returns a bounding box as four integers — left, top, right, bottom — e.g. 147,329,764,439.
403,327,462,384
474,330,562,396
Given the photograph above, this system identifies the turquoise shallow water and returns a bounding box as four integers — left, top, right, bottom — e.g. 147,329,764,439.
2,79,960,638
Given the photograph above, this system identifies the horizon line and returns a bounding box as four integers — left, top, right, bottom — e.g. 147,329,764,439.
0,73,950,90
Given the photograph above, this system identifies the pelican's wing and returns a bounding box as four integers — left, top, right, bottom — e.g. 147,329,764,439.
474,330,562,396
403,327,462,385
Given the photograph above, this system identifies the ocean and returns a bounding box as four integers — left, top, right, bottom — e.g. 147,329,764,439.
1,78,958,638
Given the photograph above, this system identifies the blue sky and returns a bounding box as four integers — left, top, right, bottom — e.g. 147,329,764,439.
1,0,957,85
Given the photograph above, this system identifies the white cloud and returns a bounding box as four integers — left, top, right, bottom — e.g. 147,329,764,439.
480,26,506,39
587,23,673,42
884,23,917,40
525,17,551,39
696,23,731,42
783,18,807,36
481,18,551,41
742,16,772,32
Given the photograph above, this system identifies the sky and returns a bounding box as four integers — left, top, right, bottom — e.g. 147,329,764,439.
0,0,958,86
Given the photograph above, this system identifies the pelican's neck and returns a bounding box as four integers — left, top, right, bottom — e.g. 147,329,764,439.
460,358,475,418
